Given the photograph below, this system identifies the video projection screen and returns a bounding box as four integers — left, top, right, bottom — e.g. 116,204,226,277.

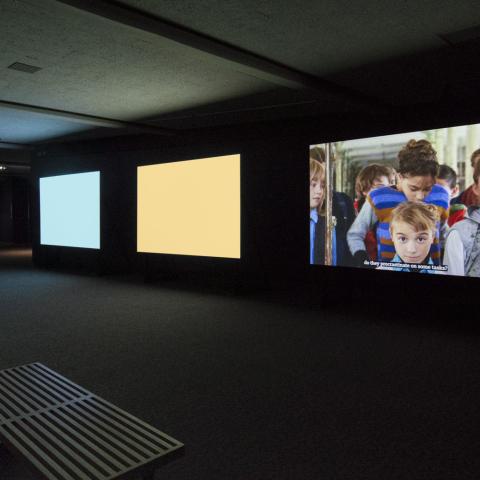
309,123,480,277
137,154,241,258
40,171,100,249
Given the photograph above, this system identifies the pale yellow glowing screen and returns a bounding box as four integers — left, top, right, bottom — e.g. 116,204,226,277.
137,154,241,258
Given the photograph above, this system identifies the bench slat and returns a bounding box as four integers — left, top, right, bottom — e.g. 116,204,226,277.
2,422,75,480
0,363,184,480
61,404,148,463
34,412,118,478
29,364,90,397
43,409,124,474
80,400,165,454
0,384,27,417
2,379,46,412
89,397,179,449
68,402,154,459
16,366,79,402
49,407,135,468
1,371,58,409
10,417,93,480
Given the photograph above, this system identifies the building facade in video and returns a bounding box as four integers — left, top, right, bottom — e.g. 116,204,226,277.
310,123,480,277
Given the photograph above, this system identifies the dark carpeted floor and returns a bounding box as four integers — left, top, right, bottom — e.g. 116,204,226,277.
1,247,479,479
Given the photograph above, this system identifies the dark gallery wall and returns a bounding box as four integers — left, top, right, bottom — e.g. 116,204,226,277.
31,133,306,287
0,176,31,245
30,98,480,307
0,148,32,245
0,176,14,243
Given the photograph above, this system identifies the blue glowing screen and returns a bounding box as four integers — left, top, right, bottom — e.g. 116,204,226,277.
40,171,100,249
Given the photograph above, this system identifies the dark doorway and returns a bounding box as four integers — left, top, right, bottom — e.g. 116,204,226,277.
0,176,31,244
0,171,32,267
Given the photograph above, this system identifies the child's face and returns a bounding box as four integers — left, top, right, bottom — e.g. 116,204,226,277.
374,175,390,189
436,178,459,200
471,154,480,169
390,221,434,264
397,174,435,202
363,175,390,196
472,178,480,204
310,175,325,210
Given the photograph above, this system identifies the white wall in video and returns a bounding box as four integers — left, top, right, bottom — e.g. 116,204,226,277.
309,123,480,277
40,171,100,249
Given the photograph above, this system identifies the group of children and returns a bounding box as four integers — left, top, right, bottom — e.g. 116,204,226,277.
309,139,480,277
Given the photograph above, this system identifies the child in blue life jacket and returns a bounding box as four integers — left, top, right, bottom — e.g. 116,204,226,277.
377,202,441,274
347,139,449,266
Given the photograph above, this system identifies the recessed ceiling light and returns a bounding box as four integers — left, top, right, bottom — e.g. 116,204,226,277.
8,62,42,74
439,24,480,46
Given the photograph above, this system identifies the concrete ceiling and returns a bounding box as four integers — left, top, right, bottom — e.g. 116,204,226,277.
120,0,479,74
1,0,480,148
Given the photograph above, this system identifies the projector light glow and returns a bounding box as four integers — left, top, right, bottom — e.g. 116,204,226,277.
137,154,241,258
40,171,100,249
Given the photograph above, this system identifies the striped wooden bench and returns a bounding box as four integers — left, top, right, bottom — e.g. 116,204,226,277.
0,362,184,480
